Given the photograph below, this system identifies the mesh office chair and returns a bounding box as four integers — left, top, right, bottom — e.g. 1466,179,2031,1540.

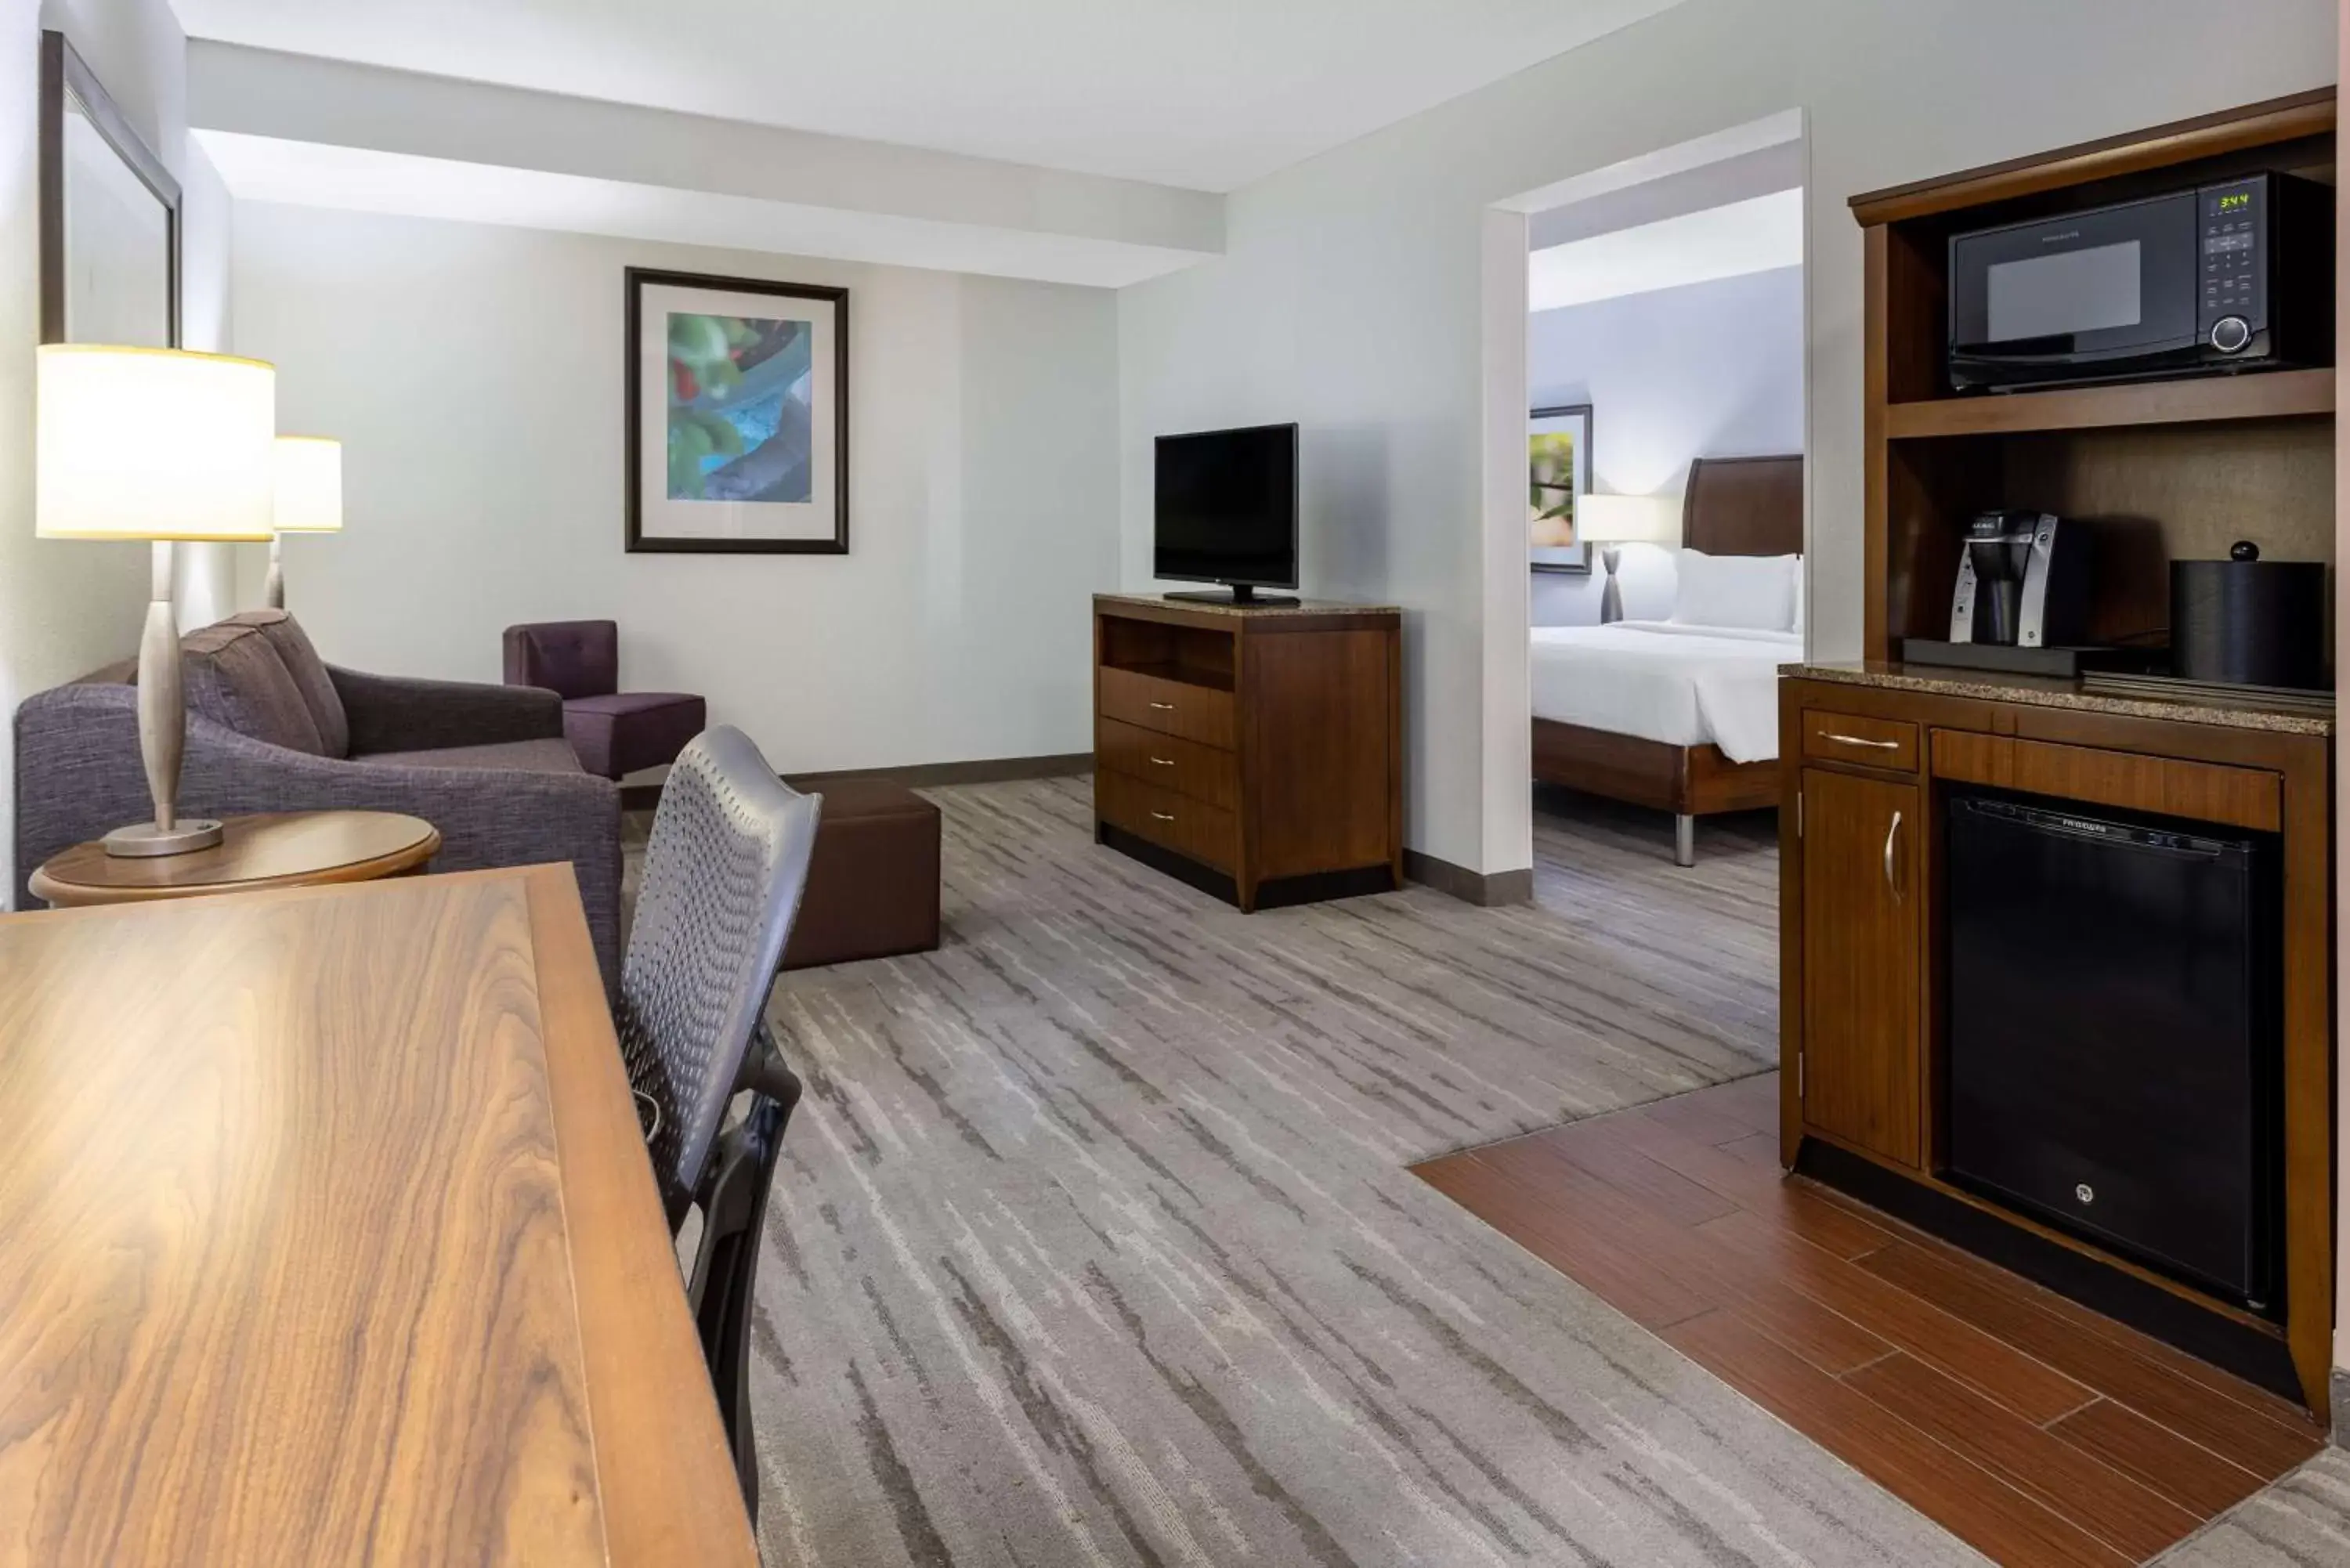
617,724,820,1514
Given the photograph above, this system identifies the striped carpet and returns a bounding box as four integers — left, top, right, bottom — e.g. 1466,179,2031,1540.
710,778,1987,1566
2156,1447,2350,1566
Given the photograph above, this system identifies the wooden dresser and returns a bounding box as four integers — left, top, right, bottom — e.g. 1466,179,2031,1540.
1093,594,1401,910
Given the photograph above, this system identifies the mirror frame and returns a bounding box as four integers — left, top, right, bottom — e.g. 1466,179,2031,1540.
38,28,183,347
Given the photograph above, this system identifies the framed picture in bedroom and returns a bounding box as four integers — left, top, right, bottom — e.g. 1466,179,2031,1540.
1528,403,1593,574
625,266,849,554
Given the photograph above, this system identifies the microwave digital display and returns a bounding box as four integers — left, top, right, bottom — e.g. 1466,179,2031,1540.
1987,241,2143,341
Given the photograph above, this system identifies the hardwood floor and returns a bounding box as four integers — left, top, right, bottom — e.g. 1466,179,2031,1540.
1410,1074,2325,1567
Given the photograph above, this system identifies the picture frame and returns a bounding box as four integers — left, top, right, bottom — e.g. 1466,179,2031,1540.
1528,403,1593,575
624,266,850,555
38,29,181,349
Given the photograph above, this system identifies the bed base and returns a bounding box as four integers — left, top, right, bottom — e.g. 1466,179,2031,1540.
1531,718,1778,866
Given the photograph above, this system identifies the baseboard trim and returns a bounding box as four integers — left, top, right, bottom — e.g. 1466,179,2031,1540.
620,751,1091,811
1403,850,1533,908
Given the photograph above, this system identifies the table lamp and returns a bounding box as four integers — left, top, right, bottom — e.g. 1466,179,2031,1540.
37,344,277,856
269,435,343,609
1577,492,1682,624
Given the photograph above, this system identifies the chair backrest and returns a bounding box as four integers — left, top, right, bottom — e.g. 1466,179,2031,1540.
503,620,618,701
617,725,819,1208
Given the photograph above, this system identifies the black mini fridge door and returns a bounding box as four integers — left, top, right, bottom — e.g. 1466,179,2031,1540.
1944,793,2279,1308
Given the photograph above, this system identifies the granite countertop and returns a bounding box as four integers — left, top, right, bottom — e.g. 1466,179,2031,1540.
1791,662,2335,737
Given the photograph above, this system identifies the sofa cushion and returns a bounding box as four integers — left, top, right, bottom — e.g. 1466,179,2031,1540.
353,737,587,774
180,623,328,756
226,609,350,758
563,692,705,781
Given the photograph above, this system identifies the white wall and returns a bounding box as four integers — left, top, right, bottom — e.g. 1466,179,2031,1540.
1530,264,1803,627
1118,0,2337,876
1,0,231,902
230,203,1120,775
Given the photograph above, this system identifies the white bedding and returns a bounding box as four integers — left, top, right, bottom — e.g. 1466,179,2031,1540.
1530,620,1803,764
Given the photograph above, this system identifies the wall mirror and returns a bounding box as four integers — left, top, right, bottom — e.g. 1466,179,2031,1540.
39,29,180,348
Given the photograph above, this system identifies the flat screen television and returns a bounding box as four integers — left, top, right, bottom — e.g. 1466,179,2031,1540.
1154,423,1298,603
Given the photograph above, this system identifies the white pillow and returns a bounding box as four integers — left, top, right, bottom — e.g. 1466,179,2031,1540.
1671,549,1799,632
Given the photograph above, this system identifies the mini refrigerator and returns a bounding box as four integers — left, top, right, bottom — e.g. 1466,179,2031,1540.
1943,792,2281,1310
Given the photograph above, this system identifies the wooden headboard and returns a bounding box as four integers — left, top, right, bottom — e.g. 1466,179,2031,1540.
1680,455,1803,556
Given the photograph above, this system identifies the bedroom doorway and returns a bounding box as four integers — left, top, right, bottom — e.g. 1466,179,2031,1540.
1497,117,1810,873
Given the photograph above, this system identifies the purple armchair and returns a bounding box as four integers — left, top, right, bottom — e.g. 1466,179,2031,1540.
503,620,707,782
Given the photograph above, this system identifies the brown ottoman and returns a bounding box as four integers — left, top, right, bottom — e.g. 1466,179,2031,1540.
782,778,942,970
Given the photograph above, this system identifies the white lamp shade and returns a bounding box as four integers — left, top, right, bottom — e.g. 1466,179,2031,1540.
1576,492,1681,546
37,344,277,542
273,436,345,533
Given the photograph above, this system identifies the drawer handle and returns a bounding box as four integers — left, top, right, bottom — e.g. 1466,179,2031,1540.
1151,810,1177,822
1883,810,1904,898
1150,755,1176,767
1148,700,1177,711
1824,731,1899,751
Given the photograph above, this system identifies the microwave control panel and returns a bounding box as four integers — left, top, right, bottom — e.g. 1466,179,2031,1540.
2199,178,2266,354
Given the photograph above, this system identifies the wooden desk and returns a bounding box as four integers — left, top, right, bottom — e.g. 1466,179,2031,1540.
29,810,441,907
0,866,756,1567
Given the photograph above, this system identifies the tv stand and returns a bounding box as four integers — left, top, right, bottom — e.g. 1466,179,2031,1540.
1094,594,1400,911
1163,586,1300,606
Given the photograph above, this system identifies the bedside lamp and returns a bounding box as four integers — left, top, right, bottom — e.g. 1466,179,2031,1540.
37,344,277,856
1578,493,1681,624
269,435,343,609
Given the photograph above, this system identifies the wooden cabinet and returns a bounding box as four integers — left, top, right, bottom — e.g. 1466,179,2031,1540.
1779,670,2334,1419
1797,768,1921,1167
1094,595,1401,911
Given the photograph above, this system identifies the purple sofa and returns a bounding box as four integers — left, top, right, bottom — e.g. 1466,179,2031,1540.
15,610,624,980
502,620,707,782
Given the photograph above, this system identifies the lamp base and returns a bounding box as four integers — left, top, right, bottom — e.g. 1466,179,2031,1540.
103,818,226,858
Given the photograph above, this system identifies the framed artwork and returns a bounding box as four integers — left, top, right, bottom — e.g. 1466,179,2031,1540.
624,266,849,554
1528,403,1593,574
38,29,180,349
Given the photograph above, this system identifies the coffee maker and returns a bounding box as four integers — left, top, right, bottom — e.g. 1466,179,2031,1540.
1949,511,2090,649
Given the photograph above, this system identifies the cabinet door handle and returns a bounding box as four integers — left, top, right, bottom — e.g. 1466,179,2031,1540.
1824,731,1899,751
1151,810,1177,822
1148,700,1177,711
1151,755,1176,766
1883,810,1904,898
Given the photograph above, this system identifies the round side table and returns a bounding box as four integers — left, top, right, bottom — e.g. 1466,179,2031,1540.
30,811,442,909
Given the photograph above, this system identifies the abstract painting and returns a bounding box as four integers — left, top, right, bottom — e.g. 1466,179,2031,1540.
627,268,849,553
1529,403,1593,574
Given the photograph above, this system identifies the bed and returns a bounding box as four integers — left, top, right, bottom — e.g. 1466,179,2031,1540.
1531,453,1804,865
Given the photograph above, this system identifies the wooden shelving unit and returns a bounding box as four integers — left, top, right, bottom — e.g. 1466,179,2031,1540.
1859,88,2338,663
1817,88,2340,1422
1884,366,2336,439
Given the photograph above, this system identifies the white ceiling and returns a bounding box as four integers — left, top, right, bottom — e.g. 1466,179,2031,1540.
166,0,1688,192
1528,187,1803,312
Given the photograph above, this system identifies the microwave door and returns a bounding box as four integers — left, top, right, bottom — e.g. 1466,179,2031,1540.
1950,192,2200,378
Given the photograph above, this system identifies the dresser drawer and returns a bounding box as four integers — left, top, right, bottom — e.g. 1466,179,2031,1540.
1097,769,1236,872
1098,667,1236,750
1801,710,1920,772
1097,717,1238,811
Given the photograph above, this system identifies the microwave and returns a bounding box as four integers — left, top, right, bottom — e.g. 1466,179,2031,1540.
1947,173,2332,392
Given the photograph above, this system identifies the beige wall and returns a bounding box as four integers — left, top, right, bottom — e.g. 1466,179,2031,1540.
230,204,1122,777
1118,0,2337,876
